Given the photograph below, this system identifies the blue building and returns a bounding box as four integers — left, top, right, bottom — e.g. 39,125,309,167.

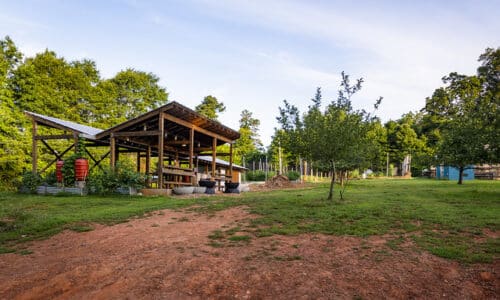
436,165,475,181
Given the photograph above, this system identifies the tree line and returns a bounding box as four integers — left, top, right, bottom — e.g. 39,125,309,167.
1,34,497,193
271,47,498,199
0,36,263,190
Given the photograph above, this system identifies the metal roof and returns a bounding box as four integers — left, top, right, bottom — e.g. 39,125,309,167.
25,111,104,139
197,156,247,171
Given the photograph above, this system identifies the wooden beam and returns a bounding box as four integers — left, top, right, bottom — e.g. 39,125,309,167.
73,132,79,154
229,143,233,180
136,152,141,173
40,139,62,160
110,134,116,169
38,144,75,174
196,147,213,152
85,148,104,172
95,106,172,139
146,146,151,186
189,127,194,169
165,140,190,145
89,151,110,172
199,152,231,156
112,130,160,137
32,119,37,174
163,113,232,143
158,114,164,189
35,134,73,140
212,137,217,177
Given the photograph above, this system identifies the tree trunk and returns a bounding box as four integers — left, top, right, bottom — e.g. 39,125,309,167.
458,166,464,185
340,171,349,200
327,161,336,201
339,170,344,187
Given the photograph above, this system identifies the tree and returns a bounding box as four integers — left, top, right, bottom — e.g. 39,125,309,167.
438,118,487,184
385,117,426,175
10,50,101,124
0,37,170,189
365,119,387,173
0,36,28,189
234,109,263,165
195,95,226,120
423,47,499,183
277,72,382,200
96,69,168,126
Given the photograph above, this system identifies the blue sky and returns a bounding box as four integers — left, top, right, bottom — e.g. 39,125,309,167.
1,0,499,145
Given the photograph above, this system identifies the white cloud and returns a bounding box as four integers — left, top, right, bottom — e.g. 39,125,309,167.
193,0,499,125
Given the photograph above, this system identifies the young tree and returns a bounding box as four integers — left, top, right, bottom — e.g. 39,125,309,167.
195,95,226,120
277,72,382,200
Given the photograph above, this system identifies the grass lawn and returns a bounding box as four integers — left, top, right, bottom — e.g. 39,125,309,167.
1,179,499,263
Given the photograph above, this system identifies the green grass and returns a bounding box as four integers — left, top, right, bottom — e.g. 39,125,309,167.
1,179,499,262
0,192,209,247
199,179,499,263
228,235,251,242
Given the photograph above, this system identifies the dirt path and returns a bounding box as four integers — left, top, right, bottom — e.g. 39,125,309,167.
0,207,498,299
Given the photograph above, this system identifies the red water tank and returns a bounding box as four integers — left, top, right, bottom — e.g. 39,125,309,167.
74,158,89,181
56,160,64,183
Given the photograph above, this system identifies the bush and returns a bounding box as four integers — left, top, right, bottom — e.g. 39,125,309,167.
286,171,300,181
43,171,58,186
61,153,78,186
87,168,119,195
245,170,276,181
20,172,42,193
87,162,145,195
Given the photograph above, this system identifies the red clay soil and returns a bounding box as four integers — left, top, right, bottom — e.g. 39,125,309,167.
0,207,498,299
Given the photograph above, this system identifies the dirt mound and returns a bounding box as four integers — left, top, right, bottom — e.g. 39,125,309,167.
0,207,498,299
266,175,291,188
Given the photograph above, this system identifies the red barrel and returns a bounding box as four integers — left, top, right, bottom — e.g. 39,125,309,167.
74,158,89,181
56,160,64,183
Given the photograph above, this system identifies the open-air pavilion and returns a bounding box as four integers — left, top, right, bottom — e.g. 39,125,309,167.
26,101,242,190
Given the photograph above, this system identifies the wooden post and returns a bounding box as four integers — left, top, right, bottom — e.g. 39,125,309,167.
110,134,116,169
212,137,217,178
73,132,79,154
158,114,164,189
146,146,151,186
32,119,38,174
229,142,233,181
136,152,141,172
189,127,194,169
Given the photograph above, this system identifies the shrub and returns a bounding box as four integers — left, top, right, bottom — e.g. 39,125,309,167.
286,171,300,181
61,153,78,186
87,162,145,195
43,171,58,186
87,168,119,195
20,172,42,193
245,170,276,181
